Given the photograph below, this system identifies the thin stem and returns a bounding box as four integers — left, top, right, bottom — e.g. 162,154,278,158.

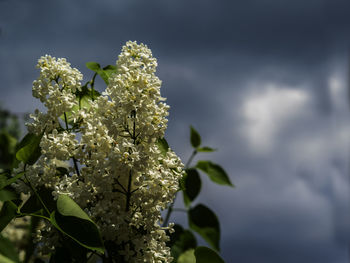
64,112,69,129
19,213,50,221
64,112,81,178
90,73,97,101
72,157,81,178
115,177,127,193
125,169,132,212
185,150,197,169
23,166,50,216
113,188,127,195
130,187,140,194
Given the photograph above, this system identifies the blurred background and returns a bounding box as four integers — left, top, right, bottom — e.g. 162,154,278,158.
0,0,349,262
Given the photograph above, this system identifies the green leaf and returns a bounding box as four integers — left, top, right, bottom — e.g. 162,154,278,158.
56,195,90,220
0,172,9,189
0,201,17,232
50,195,104,253
85,62,101,72
49,246,73,263
76,86,100,111
0,234,20,263
49,240,88,263
156,138,169,156
16,133,43,165
61,85,101,124
102,65,117,79
20,187,56,215
179,173,186,192
75,85,101,103
190,126,201,148
0,132,17,170
20,195,42,215
0,187,18,202
183,169,201,206
194,246,225,263
86,62,117,85
196,161,233,187
197,146,216,153
0,254,17,263
188,204,220,251
167,224,197,261
178,249,196,263
0,172,25,190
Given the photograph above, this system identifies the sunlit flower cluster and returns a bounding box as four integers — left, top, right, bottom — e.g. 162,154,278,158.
28,55,83,135
17,41,183,262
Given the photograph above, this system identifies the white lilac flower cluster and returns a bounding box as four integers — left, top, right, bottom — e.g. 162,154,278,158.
28,55,83,135
17,41,183,262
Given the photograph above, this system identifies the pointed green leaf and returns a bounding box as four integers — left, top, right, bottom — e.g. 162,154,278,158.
196,161,233,187
0,234,20,263
56,195,90,220
0,201,17,232
167,224,197,261
188,204,220,251
0,254,17,263
75,84,101,103
97,72,110,84
178,249,196,263
49,246,73,263
0,172,9,189
20,194,43,215
86,62,107,84
48,240,88,263
183,169,201,206
190,126,201,148
156,138,169,156
20,187,56,215
194,246,225,263
50,195,104,253
0,132,17,170
85,62,101,72
102,65,117,79
197,146,216,153
76,86,100,110
179,174,186,192
16,133,42,165
0,172,25,190
0,187,18,202
61,85,101,124
86,62,116,85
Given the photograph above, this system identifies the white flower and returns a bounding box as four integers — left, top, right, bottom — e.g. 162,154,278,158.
21,41,184,262
28,55,82,135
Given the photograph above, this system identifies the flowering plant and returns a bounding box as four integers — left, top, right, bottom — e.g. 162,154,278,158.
0,41,232,263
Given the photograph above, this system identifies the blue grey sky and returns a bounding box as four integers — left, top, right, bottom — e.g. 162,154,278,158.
1,0,350,262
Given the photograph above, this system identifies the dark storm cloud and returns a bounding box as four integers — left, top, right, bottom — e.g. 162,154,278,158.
0,0,350,262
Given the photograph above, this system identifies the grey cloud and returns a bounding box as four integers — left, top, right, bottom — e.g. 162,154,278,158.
1,0,350,262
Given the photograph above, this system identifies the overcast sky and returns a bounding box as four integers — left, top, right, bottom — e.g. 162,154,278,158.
1,0,350,262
